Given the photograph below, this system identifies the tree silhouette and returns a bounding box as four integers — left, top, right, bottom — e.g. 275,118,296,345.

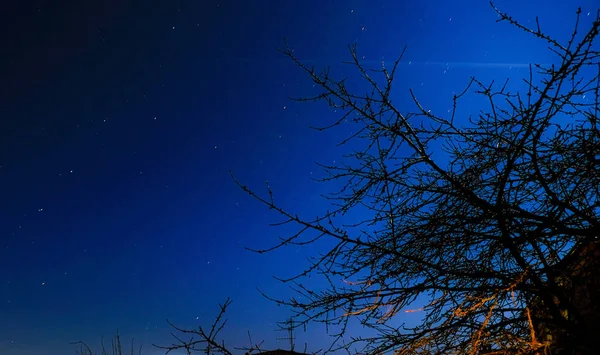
154,298,272,355
233,3,600,354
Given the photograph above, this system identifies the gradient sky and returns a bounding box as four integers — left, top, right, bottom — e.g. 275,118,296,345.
1,1,597,354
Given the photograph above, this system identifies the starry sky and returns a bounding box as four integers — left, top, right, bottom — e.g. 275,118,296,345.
1,1,597,354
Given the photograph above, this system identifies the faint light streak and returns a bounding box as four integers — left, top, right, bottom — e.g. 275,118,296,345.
404,307,424,313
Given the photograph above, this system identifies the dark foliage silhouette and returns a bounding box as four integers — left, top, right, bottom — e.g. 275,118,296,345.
72,332,142,355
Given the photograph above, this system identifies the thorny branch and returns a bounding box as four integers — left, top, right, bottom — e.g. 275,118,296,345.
233,2,600,355
153,298,266,355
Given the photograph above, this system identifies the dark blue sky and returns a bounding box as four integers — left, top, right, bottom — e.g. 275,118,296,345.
1,1,597,354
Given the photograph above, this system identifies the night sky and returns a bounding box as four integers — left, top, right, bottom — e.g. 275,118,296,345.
1,1,597,354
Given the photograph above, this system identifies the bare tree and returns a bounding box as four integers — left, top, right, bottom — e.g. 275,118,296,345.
233,3,600,355
154,298,267,355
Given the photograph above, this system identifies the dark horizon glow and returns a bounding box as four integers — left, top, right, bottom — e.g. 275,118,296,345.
1,1,596,354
